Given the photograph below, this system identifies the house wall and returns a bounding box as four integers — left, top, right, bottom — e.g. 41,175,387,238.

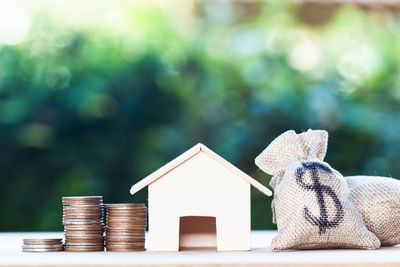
148,151,251,251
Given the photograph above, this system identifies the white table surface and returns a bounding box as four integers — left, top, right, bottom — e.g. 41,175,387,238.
0,231,399,266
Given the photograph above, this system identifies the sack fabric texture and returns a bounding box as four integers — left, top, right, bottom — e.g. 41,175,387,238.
346,175,400,246
255,129,381,251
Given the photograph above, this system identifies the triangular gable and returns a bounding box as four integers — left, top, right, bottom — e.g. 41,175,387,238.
130,143,272,196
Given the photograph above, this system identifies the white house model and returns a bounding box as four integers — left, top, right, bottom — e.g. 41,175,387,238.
129,143,272,251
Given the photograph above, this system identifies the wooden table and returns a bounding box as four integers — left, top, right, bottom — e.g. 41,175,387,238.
1,231,399,266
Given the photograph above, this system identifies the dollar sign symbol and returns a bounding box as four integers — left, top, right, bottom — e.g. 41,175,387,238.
296,162,344,235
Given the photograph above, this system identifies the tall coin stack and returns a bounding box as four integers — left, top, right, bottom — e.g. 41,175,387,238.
62,196,104,252
105,204,147,252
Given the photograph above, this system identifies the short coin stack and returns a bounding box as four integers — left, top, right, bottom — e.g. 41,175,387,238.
62,196,104,252
22,239,64,252
105,203,147,251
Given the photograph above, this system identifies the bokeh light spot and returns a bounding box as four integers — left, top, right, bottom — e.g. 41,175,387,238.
0,3,30,45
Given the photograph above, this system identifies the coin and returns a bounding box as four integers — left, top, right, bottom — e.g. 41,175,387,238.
65,240,103,243
63,218,103,222
106,239,144,243
23,247,64,252
63,211,103,214
106,218,146,222
106,213,146,216
106,219,146,223
104,203,147,251
105,233,145,237
107,216,146,220
65,229,104,233
107,225,146,229
64,246,104,252
105,234,144,238
63,209,103,213
64,210,103,214
107,226,146,229
65,237,104,242
106,217,146,222
106,242,144,247
63,213,103,217
23,238,63,244
106,211,147,215
22,238,64,253
106,244,144,249
63,219,103,222
63,201,103,206
63,219,103,223
107,221,146,226
64,220,103,224
64,230,104,234
106,227,144,230
106,216,146,220
105,239,144,243
63,196,103,200
63,198,103,206
65,242,104,247
63,208,103,212
104,203,145,208
65,239,103,242
106,210,146,213
106,208,147,212
62,196,103,203
64,206,103,210
105,236,144,239
107,226,146,230
65,223,104,228
106,211,146,214
62,196,105,251
105,229,144,233
22,244,64,249
106,248,145,252
65,230,104,234
103,207,147,212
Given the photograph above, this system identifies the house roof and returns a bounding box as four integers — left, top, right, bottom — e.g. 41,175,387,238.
129,143,272,196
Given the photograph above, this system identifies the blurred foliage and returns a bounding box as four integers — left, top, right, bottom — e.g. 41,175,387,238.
1,0,400,231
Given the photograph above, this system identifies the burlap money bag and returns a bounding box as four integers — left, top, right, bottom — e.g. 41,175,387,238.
346,176,400,246
255,130,380,251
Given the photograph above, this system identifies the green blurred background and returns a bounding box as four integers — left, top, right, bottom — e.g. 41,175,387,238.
1,0,400,231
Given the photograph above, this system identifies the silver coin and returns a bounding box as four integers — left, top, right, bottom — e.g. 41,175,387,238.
23,238,62,243
23,248,64,252
22,245,64,249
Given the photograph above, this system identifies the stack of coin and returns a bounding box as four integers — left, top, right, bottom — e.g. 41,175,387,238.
22,239,64,252
105,203,147,251
62,196,104,252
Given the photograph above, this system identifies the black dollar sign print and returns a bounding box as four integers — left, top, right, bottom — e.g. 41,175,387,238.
295,162,344,235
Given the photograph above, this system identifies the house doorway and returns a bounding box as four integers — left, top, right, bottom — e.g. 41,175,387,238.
179,216,217,251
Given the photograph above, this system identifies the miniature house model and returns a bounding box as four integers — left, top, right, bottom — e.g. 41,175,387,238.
130,143,272,251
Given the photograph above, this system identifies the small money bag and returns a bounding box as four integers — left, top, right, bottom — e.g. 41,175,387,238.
346,175,400,246
255,129,380,251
